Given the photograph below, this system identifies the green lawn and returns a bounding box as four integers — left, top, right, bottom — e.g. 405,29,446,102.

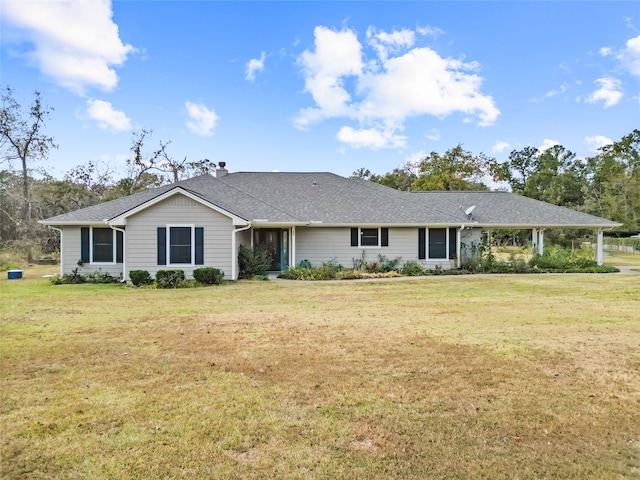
2,267,639,479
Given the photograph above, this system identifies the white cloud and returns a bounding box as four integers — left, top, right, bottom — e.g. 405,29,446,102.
86,99,131,132
586,77,623,107
426,129,440,141
185,101,219,136
295,25,499,149
539,139,560,152
599,47,612,57
295,26,363,129
585,135,613,152
2,0,134,94
245,51,266,81
416,25,445,38
530,82,570,102
492,141,511,154
618,35,640,77
336,126,407,149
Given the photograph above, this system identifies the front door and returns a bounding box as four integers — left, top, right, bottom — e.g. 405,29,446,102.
254,229,283,271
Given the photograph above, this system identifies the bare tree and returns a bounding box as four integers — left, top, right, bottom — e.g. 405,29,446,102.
0,87,57,223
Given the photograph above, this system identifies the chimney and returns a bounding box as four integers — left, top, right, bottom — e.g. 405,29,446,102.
216,161,228,178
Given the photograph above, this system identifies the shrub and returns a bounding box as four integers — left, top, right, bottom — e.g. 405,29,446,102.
400,260,428,276
278,260,344,280
193,267,224,285
156,269,185,288
50,268,86,285
129,269,153,286
238,245,272,279
376,254,401,273
85,270,121,284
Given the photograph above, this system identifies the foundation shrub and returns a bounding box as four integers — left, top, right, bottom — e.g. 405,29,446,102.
156,269,185,288
238,245,272,279
129,270,153,286
193,267,224,285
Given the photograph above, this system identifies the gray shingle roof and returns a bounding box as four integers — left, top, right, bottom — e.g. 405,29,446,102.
41,172,621,228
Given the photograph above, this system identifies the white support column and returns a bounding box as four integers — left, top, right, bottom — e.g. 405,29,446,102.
532,228,538,256
538,229,545,256
597,229,604,266
291,226,296,267
456,227,462,268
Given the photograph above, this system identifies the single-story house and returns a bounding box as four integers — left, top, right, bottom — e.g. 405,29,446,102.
40,165,622,281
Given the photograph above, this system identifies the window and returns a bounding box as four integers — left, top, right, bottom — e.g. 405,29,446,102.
429,228,447,259
157,226,204,266
418,227,455,260
170,226,192,264
350,228,389,248
93,228,114,262
81,227,123,264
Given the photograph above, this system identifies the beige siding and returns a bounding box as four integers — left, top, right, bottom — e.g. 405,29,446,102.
295,227,455,269
61,225,124,278
126,194,235,279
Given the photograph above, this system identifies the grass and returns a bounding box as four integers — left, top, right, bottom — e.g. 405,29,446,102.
604,250,640,267
2,266,639,479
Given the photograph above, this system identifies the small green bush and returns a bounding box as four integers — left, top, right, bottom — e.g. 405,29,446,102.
129,270,153,286
376,254,402,273
238,245,273,279
85,270,121,284
193,267,224,285
400,260,428,276
50,268,86,285
156,269,185,288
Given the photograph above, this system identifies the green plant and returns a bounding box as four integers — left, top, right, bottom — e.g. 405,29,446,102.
400,260,428,276
376,254,401,273
238,245,273,279
129,269,153,286
156,269,185,288
49,268,86,285
193,267,224,285
85,269,121,284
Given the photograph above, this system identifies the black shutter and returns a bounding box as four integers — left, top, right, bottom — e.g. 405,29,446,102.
116,230,124,263
81,227,90,263
449,227,456,259
350,228,358,246
381,228,389,247
195,227,204,265
418,228,426,260
157,227,166,265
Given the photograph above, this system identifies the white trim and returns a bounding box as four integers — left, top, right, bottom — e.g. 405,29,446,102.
89,226,118,265
108,187,249,226
231,224,252,280
166,224,196,266
110,226,126,281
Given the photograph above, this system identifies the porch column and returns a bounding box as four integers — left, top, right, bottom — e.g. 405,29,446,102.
456,227,461,268
596,229,604,266
291,226,296,267
538,229,545,256
532,228,538,256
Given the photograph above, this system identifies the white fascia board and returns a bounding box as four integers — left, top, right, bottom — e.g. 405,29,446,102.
251,221,309,227
308,223,461,228
475,222,623,229
38,220,108,226
107,187,249,226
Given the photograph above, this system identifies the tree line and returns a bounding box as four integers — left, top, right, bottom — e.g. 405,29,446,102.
351,132,639,234
1,87,638,261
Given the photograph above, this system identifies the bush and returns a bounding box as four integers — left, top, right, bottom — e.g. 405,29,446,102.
85,270,121,284
376,254,401,273
129,269,153,286
278,260,344,280
50,268,86,285
400,260,428,276
193,267,224,285
156,269,185,288
238,245,272,279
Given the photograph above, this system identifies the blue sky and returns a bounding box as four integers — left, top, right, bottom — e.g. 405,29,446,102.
2,1,639,182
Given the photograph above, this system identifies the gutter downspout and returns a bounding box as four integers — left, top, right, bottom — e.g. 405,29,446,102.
110,225,126,282
48,226,63,277
232,224,252,280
